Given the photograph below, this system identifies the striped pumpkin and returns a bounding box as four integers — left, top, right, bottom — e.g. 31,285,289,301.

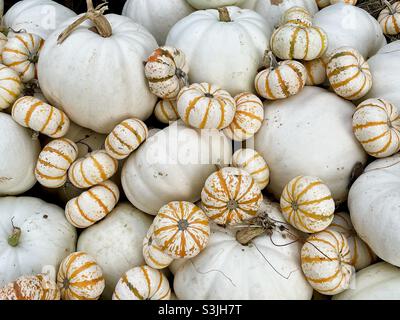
301,230,354,295
0,33,7,63
105,118,148,160
255,59,307,100
143,224,173,269
270,24,328,61
327,212,377,271
326,47,372,100
177,82,236,129
2,33,44,83
153,201,210,259
316,0,330,8
68,150,118,189
0,273,60,300
232,148,270,190
353,98,400,158
12,96,70,138
0,64,22,110
378,1,400,35
280,176,335,233
201,167,263,226
57,252,105,300
112,265,171,300
154,99,179,124
281,6,313,27
35,138,78,188
223,92,264,141
330,0,357,4
145,46,189,99
65,180,120,228
303,58,327,86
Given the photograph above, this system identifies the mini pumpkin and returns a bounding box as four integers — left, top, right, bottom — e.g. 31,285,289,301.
57,251,105,300
65,180,120,228
105,118,148,160
223,92,264,141
145,46,189,100
177,83,236,129
154,99,180,124
0,64,23,110
201,167,263,226
143,224,173,269
68,150,118,189
301,230,354,295
232,148,270,190
113,265,171,300
35,138,78,188
326,47,372,100
378,1,400,35
302,58,327,86
352,98,400,158
281,6,313,27
0,33,7,63
2,33,44,83
280,176,335,233
12,96,70,138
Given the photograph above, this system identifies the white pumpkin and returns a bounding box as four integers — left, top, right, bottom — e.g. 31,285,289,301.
313,3,387,59
0,113,40,196
254,86,368,204
0,64,23,110
303,58,327,86
349,154,400,267
0,196,77,287
166,7,272,95
172,199,313,300
4,0,76,39
333,262,400,300
121,121,232,215
77,202,153,299
143,224,174,270
122,0,194,45
38,13,158,133
154,99,180,124
378,1,400,36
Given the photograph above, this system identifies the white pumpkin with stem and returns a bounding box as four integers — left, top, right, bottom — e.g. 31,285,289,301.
122,121,232,215
143,224,174,270
177,83,236,130
166,7,272,95
154,100,179,124
0,196,77,287
378,1,400,35
113,265,171,300
57,252,105,300
38,0,158,133
0,113,40,196
302,58,327,86
77,203,153,299
353,98,400,158
172,199,313,300
280,6,313,26
0,64,23,110
349,154,400,267
254,86,368,204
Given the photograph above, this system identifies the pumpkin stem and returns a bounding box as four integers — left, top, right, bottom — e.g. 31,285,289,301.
8,219,21,247
236,227,265,245
382,0,396,15
218,7,232,22
57,0,112,44
263,50,279,69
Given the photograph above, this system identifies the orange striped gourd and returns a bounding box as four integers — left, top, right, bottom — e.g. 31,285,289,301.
177,82,236,129
57,252,105,300
2,33,44,83
0,273,60,300
68,150,118,189
0,64,23,110
105,118,148,160
378,1,400,35
112,265,171,300
145,46,189,100
232,148,270,190
35,138,78,188
281,6,313,27
152,201,210,259
0,33,7,63
280,176,335,233
327,212,377,271
353,98,400,158
154,99,180,124
65,180,119,228
316,0,330,8
255,55,307,100
223,92,264,141
201,167,263,226
326,47,372,100
12,96,70,138
301,230,354,295
270,24,328,61
143,224,173,269
302,58,327,86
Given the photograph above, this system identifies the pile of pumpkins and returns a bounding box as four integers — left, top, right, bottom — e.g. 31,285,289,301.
1,0,400,300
